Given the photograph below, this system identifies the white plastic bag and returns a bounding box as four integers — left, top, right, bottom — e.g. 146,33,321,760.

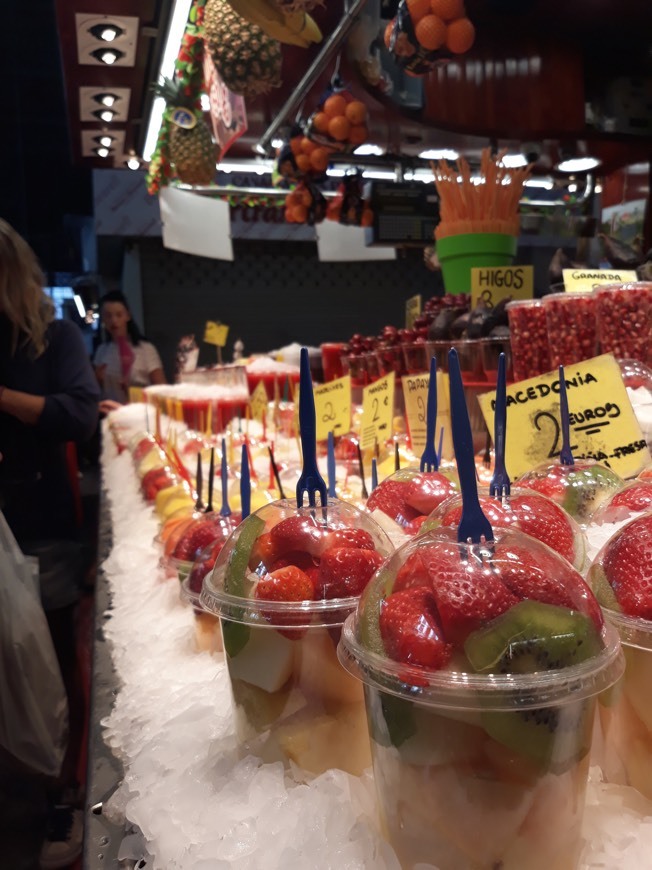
0,512,69,777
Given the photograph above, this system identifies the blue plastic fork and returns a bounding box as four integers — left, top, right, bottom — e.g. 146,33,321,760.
327,431,337,498
240,443,251,520
194,451,204,511
558,365,575,466
371,457,379,492
420,357,440,473
205,447,215,513
220,437,232,518
296,347,328,508
449,348,494,545
489,352,511,500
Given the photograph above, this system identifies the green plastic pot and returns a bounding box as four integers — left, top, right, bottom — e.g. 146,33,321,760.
437,233,518,295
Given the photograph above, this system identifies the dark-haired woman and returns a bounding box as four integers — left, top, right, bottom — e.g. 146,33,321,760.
94,291,165,407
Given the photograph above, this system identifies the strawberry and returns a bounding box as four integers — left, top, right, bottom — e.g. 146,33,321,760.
326,528,375,550
269,551,317,573
601,514,652,619
438,497,511,530
380,588,452,670
142,467,174,501
315,547,384,599
405,515,430,535
188,539,225,593
508,493,576,565
133,436,155,462
609,482,652,513
519,470,565,501
420,543,518,646
269,515,329,557
248,532,281,571
403,472,457,515
173,520,219,562
394,551,432,592
366,480,420,526
255,565,315,603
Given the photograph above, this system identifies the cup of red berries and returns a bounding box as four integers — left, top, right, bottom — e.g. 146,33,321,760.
506,299,551,381
594,282,652,366
200,498,392,776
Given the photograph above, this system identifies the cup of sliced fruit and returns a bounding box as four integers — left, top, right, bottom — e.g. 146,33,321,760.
339,526,623,870
200,498,393,776
588,513,652,800
517,460,624,524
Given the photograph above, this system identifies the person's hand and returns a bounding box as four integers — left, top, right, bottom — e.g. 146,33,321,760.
99,399,123,415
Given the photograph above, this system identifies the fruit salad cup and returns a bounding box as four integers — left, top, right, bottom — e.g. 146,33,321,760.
424,487,588,572
200,499,392,777
589,514,652,799
339,528,623,870
164,514,238,584
181,538,232,654
506,300,551,382
365,467,459,541
517,461,624,524
590,479,652,525
594,282,652,365
542,292,598,368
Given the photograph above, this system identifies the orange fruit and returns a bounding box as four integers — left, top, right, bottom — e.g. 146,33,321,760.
407,0,432,23
328,115,351,141
361,209,374,227
345,100,368,125
430,0,464,21
310,147,330,172
348,124,368,145
290,136,303,156
324,94,348,118
299,187,312,206
293,204,308,223
326,202,341,221
384,20,395,49
415,14,446,50
295,153,311,173
445,17,475,53
300,136,316,154
313,112,330,134
285,208,295,223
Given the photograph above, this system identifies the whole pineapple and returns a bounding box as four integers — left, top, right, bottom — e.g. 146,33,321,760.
204,0,282,99
154,78,215,185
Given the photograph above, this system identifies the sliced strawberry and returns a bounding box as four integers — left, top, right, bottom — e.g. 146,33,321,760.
173,520,219,562
520,471,565,501
496,538,603,629
326,528,375,550
509,493,576,565
420,544,518,646
315,547,384,599
405,515,430,535
438,497,510,530
394,551,432,592
403,472,457,515
380,588,452,670
269,515,329,557
609,482,652,513
188,539,225,593
248,532,281,571
601,514,652,619
269,550,316,573
366,479,420,526
255,564,315,603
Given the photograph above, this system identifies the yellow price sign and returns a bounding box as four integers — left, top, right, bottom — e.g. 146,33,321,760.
360,373,395,450
477,354,648,479
405,294,422,329
249,381,268,424
470,265,534,308
562,269,638,293
402,371,452,459
203,320,230,346
128,386,144,404
313,375,351,441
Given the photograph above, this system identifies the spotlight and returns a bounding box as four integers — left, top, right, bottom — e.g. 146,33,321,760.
89,24,125,42
271,138,284,149
92,109,115,123
94,147,111,158
557,156,600,172
127,156,141,170
353,144,384,156
90,47,124,65
418,149,459,160
93,93,120,107
501,154,528,168
95,135,114,148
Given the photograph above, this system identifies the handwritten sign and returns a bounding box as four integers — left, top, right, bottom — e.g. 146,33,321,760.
249,381,268,423
477,354,648,479
471,265,534,308
562,269,638,293
402,371,453,459
405,294,422,329
314,375,351,441
360,373,395,450
128,386,144,404
204,321,229,346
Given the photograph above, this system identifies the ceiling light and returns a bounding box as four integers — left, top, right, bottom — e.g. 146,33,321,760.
362,170,397,180
92,108,115,123
626,162,649,174
97,135,113,148
89,23,125,41
568,183,577,193
326,168,346,177
595,183,603,193
73,295,86,318
418,148,459,161
217,161,274,174
200,93,210,112
353,143,384,157
93,93,119,107
127,156,141,170
271,138,284,149
91,47,124,64
95,147,110,158
524,178,554,189
557,156,600,172
501,153,528,168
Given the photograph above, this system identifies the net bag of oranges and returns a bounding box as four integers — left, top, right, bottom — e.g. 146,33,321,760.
384,0,476,76
276,135,332,181
284,180,327,225
325,174,374,227
305,83,369,153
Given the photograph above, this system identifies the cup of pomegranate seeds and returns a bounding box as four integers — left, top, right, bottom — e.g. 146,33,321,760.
506,300,552,381
543,291,598,367
594,282,652,365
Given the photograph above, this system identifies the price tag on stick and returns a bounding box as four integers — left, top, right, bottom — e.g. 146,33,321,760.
313,375,351,441
477,354,648,479
402,371,453,458
470,265,534,308
360,374,395,450
562,269,638,293
249,381,268,423
405,294,422,329
204,320,229,364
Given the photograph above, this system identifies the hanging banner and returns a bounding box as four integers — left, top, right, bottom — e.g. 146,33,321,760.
203,53,247,159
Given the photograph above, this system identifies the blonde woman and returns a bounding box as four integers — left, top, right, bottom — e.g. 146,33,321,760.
0,219,98,869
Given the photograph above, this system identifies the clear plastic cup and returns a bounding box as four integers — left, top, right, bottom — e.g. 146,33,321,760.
517,461,624,523
480,335,513,383
506,300,551,381
594,282,652,365
366,466,459,537
542,291,598,368
200,498,393,776
339,528,624,870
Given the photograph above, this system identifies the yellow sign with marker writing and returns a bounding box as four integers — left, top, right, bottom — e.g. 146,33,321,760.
477,354,648,479
470,265,534,308
203,321,229,346
402,371,453,460
360,373,395,450
562,269,638,293
405,294,422,329
249,381,268,423
314,375,351,441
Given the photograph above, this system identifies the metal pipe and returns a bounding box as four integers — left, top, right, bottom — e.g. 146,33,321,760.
256,0,369,155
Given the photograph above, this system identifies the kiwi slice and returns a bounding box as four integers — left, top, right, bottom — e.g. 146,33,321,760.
562,466,622,521
358,565,395,655
222,515,265,657
588,563,621,613
464,600,602,772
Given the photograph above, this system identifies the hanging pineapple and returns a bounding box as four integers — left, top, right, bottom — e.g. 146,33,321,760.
204,0,282,99
153,78,215,185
